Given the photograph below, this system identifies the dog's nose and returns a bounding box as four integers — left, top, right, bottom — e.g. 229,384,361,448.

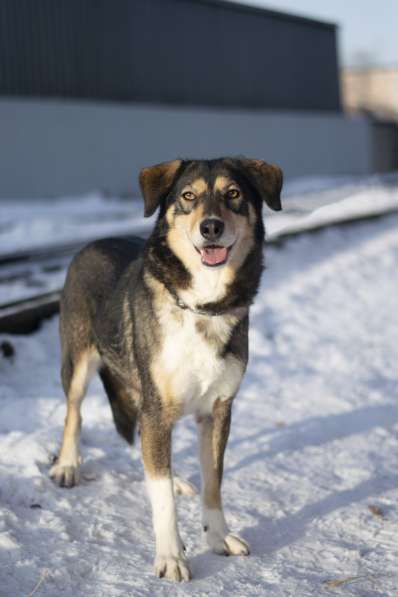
200,218,224,241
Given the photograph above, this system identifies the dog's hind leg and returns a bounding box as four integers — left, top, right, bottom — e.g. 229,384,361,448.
197,398,250,556
50,348,100,487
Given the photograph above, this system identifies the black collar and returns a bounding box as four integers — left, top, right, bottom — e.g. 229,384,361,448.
174,295,217,317
170,289,245,318
167,286,225,317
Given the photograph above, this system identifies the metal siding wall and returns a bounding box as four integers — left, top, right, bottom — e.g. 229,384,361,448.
0,99,371,198
0,0,340,110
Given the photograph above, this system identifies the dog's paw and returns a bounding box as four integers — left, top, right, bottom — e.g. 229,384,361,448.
173,476,198,497
154,555,192,582
49,462,80,488
207,531,250,556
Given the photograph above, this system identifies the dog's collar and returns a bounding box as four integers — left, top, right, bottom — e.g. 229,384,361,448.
169,288,226,317
171,291,248,318
174,296,216,317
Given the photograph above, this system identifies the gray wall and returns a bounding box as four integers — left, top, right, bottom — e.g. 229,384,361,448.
0,99,372,198
372,121,398,173
0,0,340,111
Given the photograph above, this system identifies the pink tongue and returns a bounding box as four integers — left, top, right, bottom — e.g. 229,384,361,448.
200,246,227,265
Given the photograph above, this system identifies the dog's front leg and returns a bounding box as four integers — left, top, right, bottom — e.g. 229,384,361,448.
140,412,191,582
197,398,250,556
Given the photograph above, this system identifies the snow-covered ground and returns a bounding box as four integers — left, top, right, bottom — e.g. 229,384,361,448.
1,173,398,256
1,205,398,595
1,174,398,305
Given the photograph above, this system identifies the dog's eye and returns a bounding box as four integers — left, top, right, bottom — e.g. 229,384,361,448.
227,189,240,199
182,191,195,201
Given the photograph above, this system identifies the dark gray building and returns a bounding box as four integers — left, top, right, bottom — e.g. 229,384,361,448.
0,0,340,111
1,0,373,199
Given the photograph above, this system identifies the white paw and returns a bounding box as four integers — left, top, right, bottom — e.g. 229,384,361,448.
207,531,250,556
49,462,80,488
154,555,192,582
173,476,198,497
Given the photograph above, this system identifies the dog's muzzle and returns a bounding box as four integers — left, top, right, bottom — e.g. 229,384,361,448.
197,218,229,266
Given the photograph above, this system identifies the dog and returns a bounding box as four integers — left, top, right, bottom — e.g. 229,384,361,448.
50,157,283,581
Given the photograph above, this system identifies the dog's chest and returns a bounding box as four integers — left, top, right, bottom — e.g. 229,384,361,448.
152,310,244,416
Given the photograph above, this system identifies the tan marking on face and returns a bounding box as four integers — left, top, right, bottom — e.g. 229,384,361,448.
166,201,206,273
222,210,255,287
214,175,243,214
213,175,233,192
188,177,208,196
187,201,206,235
166,196,205,231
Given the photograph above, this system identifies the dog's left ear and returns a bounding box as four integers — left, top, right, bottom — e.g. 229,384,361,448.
240,158,283,211
139,160,182,217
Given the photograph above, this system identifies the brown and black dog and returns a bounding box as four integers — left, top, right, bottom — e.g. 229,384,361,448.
50,157,283,581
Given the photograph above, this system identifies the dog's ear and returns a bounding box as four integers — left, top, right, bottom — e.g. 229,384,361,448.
139,160,182,217
239,158,283,211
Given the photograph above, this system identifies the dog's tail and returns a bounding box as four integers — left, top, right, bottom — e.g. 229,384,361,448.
99,367,138,445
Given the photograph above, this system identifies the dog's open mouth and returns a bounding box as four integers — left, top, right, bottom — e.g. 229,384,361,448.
198,245,231,267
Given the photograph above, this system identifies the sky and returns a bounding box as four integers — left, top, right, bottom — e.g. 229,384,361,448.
231,0,398,68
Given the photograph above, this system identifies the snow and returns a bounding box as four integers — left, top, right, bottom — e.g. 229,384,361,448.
1,174,398,306
0,192,149,255
1,183,398,595
1,173,398,256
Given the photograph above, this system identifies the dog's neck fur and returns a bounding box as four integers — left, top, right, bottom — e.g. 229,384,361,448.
144,220,264,317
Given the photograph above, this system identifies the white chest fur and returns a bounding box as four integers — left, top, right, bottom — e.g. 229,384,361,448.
152,308,244,417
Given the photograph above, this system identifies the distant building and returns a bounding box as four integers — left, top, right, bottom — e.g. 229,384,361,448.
0,0,340,112
342,66,398,120
0,0,389,198
341,66,398,173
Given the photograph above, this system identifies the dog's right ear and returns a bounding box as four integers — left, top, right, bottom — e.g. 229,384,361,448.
139,160,182,217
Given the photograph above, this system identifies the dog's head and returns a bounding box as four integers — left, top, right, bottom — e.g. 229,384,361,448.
140,158,282,278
